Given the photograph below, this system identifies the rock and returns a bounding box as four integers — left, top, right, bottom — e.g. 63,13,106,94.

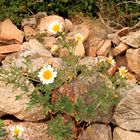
0,19,24,44
65,19,74,32
113,127,140,140
24,26,37,41
79,124,112,140
126,48,140,79
112,85,140,131
34,12,47,23
107,34,121,45
0,44,21,54
113,42,129,56
97,40,112,56
96,40,106,50
115,55,127,68
121,30,140,48
107,66,117,76
74,42,85,57
126,72,137,84
4,121,53,140
0,81,46,121
66,24,90,43
116,27,129,37
38,15,65,35
21,17,37,27
86,47,97,57
43,37,57,49
0,111,6,117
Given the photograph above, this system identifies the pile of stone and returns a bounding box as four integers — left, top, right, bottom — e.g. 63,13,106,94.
0,13,140,140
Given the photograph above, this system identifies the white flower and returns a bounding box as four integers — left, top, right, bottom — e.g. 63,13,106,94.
50,45,59,52
38,65,57,85
107,56,116,66
48,21,63,34
74,33,84,42
9,125,25,137
95,57,106,66
119,66,128,78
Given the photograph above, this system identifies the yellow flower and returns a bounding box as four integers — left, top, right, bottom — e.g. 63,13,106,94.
119,66,128,78
38,65,57,85
74,33,84,42
107,56,116,66
48,21,63,34
10,125,25,137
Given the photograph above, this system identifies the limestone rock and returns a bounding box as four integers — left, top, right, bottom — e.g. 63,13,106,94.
79,124,112,140
107,34,121,45
24,26,37,41
126,48,140,79
38,15,65,35
97,40,112,56
0,19,24,44
65,19,74,32
59,48,69,57
21,17,37,27
0,111,6,117
113,127,140,140
121,30,140,48
113,42,129,56
0,81,46,121
112,85,140,131
43,37,57,49
4,121,53,140
67,24,90,43
74,42,85,57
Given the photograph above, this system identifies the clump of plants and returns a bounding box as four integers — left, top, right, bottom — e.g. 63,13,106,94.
0,31,128,140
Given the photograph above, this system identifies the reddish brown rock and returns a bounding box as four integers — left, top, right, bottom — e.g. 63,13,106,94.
65,19,74,32
97,40,112,56
43,37,57,49
126,48,140,79
116,27,129,37
59,48,69,57
0,44,21,54
86,47,96,57
0,19,24,44
113,42,129,56
107,33,121,45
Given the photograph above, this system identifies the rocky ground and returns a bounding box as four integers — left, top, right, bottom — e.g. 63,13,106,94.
0,12,140,140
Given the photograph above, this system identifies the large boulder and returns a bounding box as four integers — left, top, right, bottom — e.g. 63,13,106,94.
112,85,140,131
0,81,46,121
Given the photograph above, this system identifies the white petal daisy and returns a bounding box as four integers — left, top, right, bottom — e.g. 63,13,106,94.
107,56,116,66
10,125,25,137
119,66,128,78
74,33,84,42
38,65,57,85
48,21,63,34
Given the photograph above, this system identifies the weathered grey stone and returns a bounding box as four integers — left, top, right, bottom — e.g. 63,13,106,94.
112,85,140,131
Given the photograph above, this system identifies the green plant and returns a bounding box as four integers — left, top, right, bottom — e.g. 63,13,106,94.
0,33,127,140
0,119,6,138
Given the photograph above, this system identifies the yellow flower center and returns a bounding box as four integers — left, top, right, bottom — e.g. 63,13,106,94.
52,24,60,32
43,70,53,80
76,35,82,41
14,129,21,136
120,69,126,76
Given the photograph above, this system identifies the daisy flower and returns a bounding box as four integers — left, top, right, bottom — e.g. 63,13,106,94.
48,21,63,34
119,66,128,78
38,65,57,85
107,56,116,66
95,57,106,66
9,125,25,137
74,33,84,42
